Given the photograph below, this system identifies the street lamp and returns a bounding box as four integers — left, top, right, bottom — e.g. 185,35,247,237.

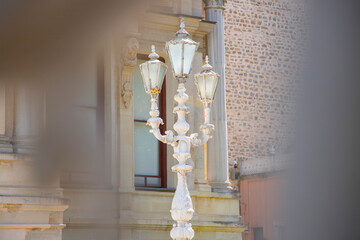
194,55,219,104
165,19,199,80
140,45,168,99
140,18,219,240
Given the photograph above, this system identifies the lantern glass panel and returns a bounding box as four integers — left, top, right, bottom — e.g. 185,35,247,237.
205,75,214,99
149,63,160,90
140,61,167,94
197,75,205,99
158,64,167,91
183,44,197,74
139,63,150,92
168,43,182,75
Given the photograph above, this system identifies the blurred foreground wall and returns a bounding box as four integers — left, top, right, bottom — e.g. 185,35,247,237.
0,0,245,239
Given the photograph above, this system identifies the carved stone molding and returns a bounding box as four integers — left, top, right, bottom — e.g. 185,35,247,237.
120,37,139,109
203,0,226,9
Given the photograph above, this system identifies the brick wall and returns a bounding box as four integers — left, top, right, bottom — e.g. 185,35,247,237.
224,0,304,187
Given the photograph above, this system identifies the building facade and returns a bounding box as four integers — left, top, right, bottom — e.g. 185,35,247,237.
224,1,304,240
0,0,304,239
0,1,245,240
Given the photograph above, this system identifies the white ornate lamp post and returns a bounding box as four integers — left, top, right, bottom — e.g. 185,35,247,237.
140,19,219,240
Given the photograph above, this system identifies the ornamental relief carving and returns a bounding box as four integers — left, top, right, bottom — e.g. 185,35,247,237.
120,37,139,109
121,68,134,109
123,37,139,66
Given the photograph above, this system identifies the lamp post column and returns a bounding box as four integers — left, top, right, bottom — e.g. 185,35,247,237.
141,19,220,240
170,82,195,240
204,0,231,192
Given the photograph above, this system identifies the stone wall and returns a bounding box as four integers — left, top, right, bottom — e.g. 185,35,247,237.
224,0,304,187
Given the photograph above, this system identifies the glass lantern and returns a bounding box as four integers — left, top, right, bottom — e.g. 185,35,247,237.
165,18,199,80
139,45,168,99
194,56,220,104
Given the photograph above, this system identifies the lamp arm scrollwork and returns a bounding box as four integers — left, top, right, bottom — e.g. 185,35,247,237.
147,98,177,146
190,105,215,146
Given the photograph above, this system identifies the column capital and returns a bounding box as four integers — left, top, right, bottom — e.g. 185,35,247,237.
203,0,226,10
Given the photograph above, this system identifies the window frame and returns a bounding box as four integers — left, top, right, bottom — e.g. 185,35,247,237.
134,54,167,188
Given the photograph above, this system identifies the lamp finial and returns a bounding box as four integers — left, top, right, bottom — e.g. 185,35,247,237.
149,45,159,60
176,18,189,37
180,18,185,29
202,55,213,71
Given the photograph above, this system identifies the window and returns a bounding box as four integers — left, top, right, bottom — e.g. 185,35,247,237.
254,227,264,240
133,54,167,188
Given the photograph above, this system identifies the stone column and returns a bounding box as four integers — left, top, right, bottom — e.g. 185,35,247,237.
13,83,45,153
118,37,139,191
204,0,231,192
0,82,14,153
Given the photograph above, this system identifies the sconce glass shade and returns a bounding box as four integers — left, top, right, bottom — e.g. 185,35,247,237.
165,18,199,79
194,56,220,103
140,45,168,99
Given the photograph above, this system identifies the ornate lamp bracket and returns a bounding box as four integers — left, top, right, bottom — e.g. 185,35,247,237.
120,37,139,109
